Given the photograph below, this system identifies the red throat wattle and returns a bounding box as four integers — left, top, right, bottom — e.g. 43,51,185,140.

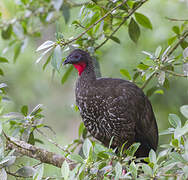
73,62,87,76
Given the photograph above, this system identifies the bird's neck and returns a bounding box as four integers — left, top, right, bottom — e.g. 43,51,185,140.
77,61,96,85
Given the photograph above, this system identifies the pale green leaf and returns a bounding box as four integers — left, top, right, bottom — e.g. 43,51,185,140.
36,41,55,52
83,138,92,158
61,160,69,180
33,164,44,180
180,105,188,118
168,114,181,128
149,149,156,163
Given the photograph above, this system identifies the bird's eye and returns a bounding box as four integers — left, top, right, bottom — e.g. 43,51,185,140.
74,55,79,59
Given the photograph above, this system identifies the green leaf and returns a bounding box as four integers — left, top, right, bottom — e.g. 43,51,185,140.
0,155,16,167
129,162,137,179
74,105,79,112
142,164,153,176
120,69,131,80
52,0,63,11
0,168,7,180
180,40,188,49
36,47,53,64
79,122,85,138
126,142,140,156
36,41,55,52
172,26,180,35
135,12,152,30
61,65,73,85
168,36,177,45
170,152,187,163
62,4,70,24
142,51,154,58
146,87,158,97
30,104,43,116
174,124,188,139
154,89,164,95
128,18,140,43
51,45,62,71
115,162,122,180
183,62,188,76
16,166,35,177
61,160,69,180
28,132,35,145
158,71,165,85
14,42,22,63
82,138,92,158
183,47,188,59
168,114,181,128
33,164,44,180
171,138,179,147
142,57,155,66
43,54,52,70
0,121,2,135
0,57,8,63
155,46,162,58
180,105,188,118
97,152,109,159
0,68,4,76
149,149,156,163
68,153,84,163
109,36,121,44
137,63,149,70
163,78,170,89
1,24,12,40
21,105,28,116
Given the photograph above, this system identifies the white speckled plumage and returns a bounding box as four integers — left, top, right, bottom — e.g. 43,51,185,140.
65,49,158,157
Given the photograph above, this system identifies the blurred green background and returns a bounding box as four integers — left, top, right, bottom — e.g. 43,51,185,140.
0,0,188,150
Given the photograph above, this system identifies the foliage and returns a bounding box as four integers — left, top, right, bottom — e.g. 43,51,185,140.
0,0,188,179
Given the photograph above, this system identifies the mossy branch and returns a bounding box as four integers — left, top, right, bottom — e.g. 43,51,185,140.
4,133,76,169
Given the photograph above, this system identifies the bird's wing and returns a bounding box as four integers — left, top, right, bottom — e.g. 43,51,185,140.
106,81,158,151
136,96,158,151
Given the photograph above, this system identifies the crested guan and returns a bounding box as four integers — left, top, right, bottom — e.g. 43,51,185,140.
63,49,158,157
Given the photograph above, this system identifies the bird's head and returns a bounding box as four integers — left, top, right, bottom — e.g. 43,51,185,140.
63,49,90,76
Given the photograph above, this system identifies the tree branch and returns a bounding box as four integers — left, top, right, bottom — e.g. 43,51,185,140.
59,0,129,46
164,69,188,77
4,133,76,169
141,72,156,90
164,31,188,60
36,128,71,154
165,17,188,22
95,0,148,50
141,30,188,89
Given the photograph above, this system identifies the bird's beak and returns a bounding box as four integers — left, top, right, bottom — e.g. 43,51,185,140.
63,55,73,66
63,58,69,66
63,55,79,65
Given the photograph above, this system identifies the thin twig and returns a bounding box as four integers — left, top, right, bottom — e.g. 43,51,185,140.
165,17,188,22
6,170,57,179
141,72,156,90
164,31,188,60
95,0,148,50
59,0,129,46
36,128,71,154
164,69,188,77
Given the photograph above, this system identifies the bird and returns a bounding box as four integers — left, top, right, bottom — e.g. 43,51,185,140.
63,49,158,157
